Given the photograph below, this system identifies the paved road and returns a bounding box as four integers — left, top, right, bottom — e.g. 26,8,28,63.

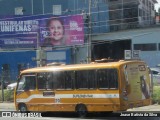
1,102,160,119
1,102,160,111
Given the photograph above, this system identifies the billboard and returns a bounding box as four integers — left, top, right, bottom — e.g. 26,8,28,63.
0,15,84,48
39,15,84,47
0,33,38,48
0,16,39,48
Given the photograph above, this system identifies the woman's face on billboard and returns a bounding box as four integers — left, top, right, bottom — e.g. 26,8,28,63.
48,20,64,41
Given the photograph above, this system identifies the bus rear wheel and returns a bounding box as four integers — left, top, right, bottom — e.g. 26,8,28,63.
76,104,87,118
18,103,28,113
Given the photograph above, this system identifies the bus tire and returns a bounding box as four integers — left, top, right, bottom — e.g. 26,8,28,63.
18,103,28,113
75,104,87,118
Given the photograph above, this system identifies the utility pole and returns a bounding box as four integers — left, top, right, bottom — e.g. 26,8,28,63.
121,0,124,29
1,67,4,102
32,32,46,67
42,0,44,14
31,0,33,15
87,0,92,63
158,7,160,23
36,48,46,67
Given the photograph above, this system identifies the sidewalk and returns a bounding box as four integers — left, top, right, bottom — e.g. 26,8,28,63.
0,102,15,110
127,104,160,111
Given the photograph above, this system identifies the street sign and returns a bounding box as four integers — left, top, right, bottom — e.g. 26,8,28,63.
132,50,140,59
124,50,140,60
124,50,131,60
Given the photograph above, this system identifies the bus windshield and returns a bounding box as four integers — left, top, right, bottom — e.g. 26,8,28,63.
17,75,36,92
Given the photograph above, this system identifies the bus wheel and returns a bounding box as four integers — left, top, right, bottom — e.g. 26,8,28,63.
18,103,28,113
76,104,87,118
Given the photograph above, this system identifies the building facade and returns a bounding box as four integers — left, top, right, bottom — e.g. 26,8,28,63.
108,0,157,31
0,0,158,81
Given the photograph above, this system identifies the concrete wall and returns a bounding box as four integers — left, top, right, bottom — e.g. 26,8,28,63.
92,26,160,67
132,28,160,67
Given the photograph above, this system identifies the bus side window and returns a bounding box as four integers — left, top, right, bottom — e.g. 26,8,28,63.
88,70,96,89
109,69,118,89
65,71,73,89
47,73,53,89
97,69,118,89
53,71,65,90
98,69,109,89
76,70,88,89
25,76,36,90
37,73,47,89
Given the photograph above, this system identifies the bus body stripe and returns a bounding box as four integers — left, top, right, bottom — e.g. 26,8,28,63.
16,94,119,103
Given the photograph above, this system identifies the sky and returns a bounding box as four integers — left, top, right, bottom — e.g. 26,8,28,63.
155,0,160,12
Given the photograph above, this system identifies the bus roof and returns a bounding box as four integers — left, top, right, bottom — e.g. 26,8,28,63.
20,60,145,74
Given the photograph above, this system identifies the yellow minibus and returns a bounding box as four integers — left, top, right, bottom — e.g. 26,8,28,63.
14,60,152,117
